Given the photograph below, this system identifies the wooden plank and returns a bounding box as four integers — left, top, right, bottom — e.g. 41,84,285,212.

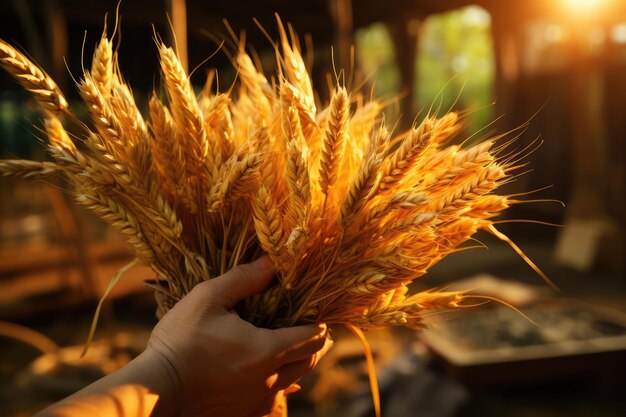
0,238,132,276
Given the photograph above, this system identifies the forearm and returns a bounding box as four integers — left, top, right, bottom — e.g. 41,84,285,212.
35,351,179,417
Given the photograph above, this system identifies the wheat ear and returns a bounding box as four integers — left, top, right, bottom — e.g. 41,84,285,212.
319,87,349,196
252,186,286,269
284,113,311,230
91,34,113,96
0,39,68,113
158,45,211,178
379,120,433,191
148,94,186,195
208,154,261,212
74,183,155,262
0,160,60,179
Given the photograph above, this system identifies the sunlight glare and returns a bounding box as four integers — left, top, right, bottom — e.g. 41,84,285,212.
561,0,608,14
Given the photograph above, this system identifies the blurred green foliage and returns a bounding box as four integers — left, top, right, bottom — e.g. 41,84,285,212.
355,23,401,100
356,6,495,136
418,6,494,134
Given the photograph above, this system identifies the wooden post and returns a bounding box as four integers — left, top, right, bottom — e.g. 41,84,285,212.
565,24,607,218
388,17,420,124
166,0,188,72
490,7,521,129
43,0,68,89
330,0,354,80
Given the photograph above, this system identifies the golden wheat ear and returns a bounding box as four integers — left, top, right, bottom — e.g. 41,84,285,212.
319,87,349,197
91,34,113,97
0,39,68,114
0,160,60,180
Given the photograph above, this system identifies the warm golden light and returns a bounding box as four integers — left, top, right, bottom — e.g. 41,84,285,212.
561,0,607,14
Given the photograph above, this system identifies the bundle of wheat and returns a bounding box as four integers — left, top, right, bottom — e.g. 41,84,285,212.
0,21,547,356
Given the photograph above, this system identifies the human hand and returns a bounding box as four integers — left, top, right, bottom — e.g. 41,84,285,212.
144,256,332,416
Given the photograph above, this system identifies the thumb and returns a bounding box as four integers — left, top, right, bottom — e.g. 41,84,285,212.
202,256,275,310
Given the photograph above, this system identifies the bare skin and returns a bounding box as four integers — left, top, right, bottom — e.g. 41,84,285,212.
36,256,331,417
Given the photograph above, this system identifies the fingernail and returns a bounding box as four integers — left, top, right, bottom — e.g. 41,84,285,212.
285,383,301,394
251,255,272,271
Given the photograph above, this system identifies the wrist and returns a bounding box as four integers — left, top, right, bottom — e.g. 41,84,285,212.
130,349,183,416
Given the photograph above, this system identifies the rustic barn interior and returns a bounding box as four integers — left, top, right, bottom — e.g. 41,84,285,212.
0,1,625,416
